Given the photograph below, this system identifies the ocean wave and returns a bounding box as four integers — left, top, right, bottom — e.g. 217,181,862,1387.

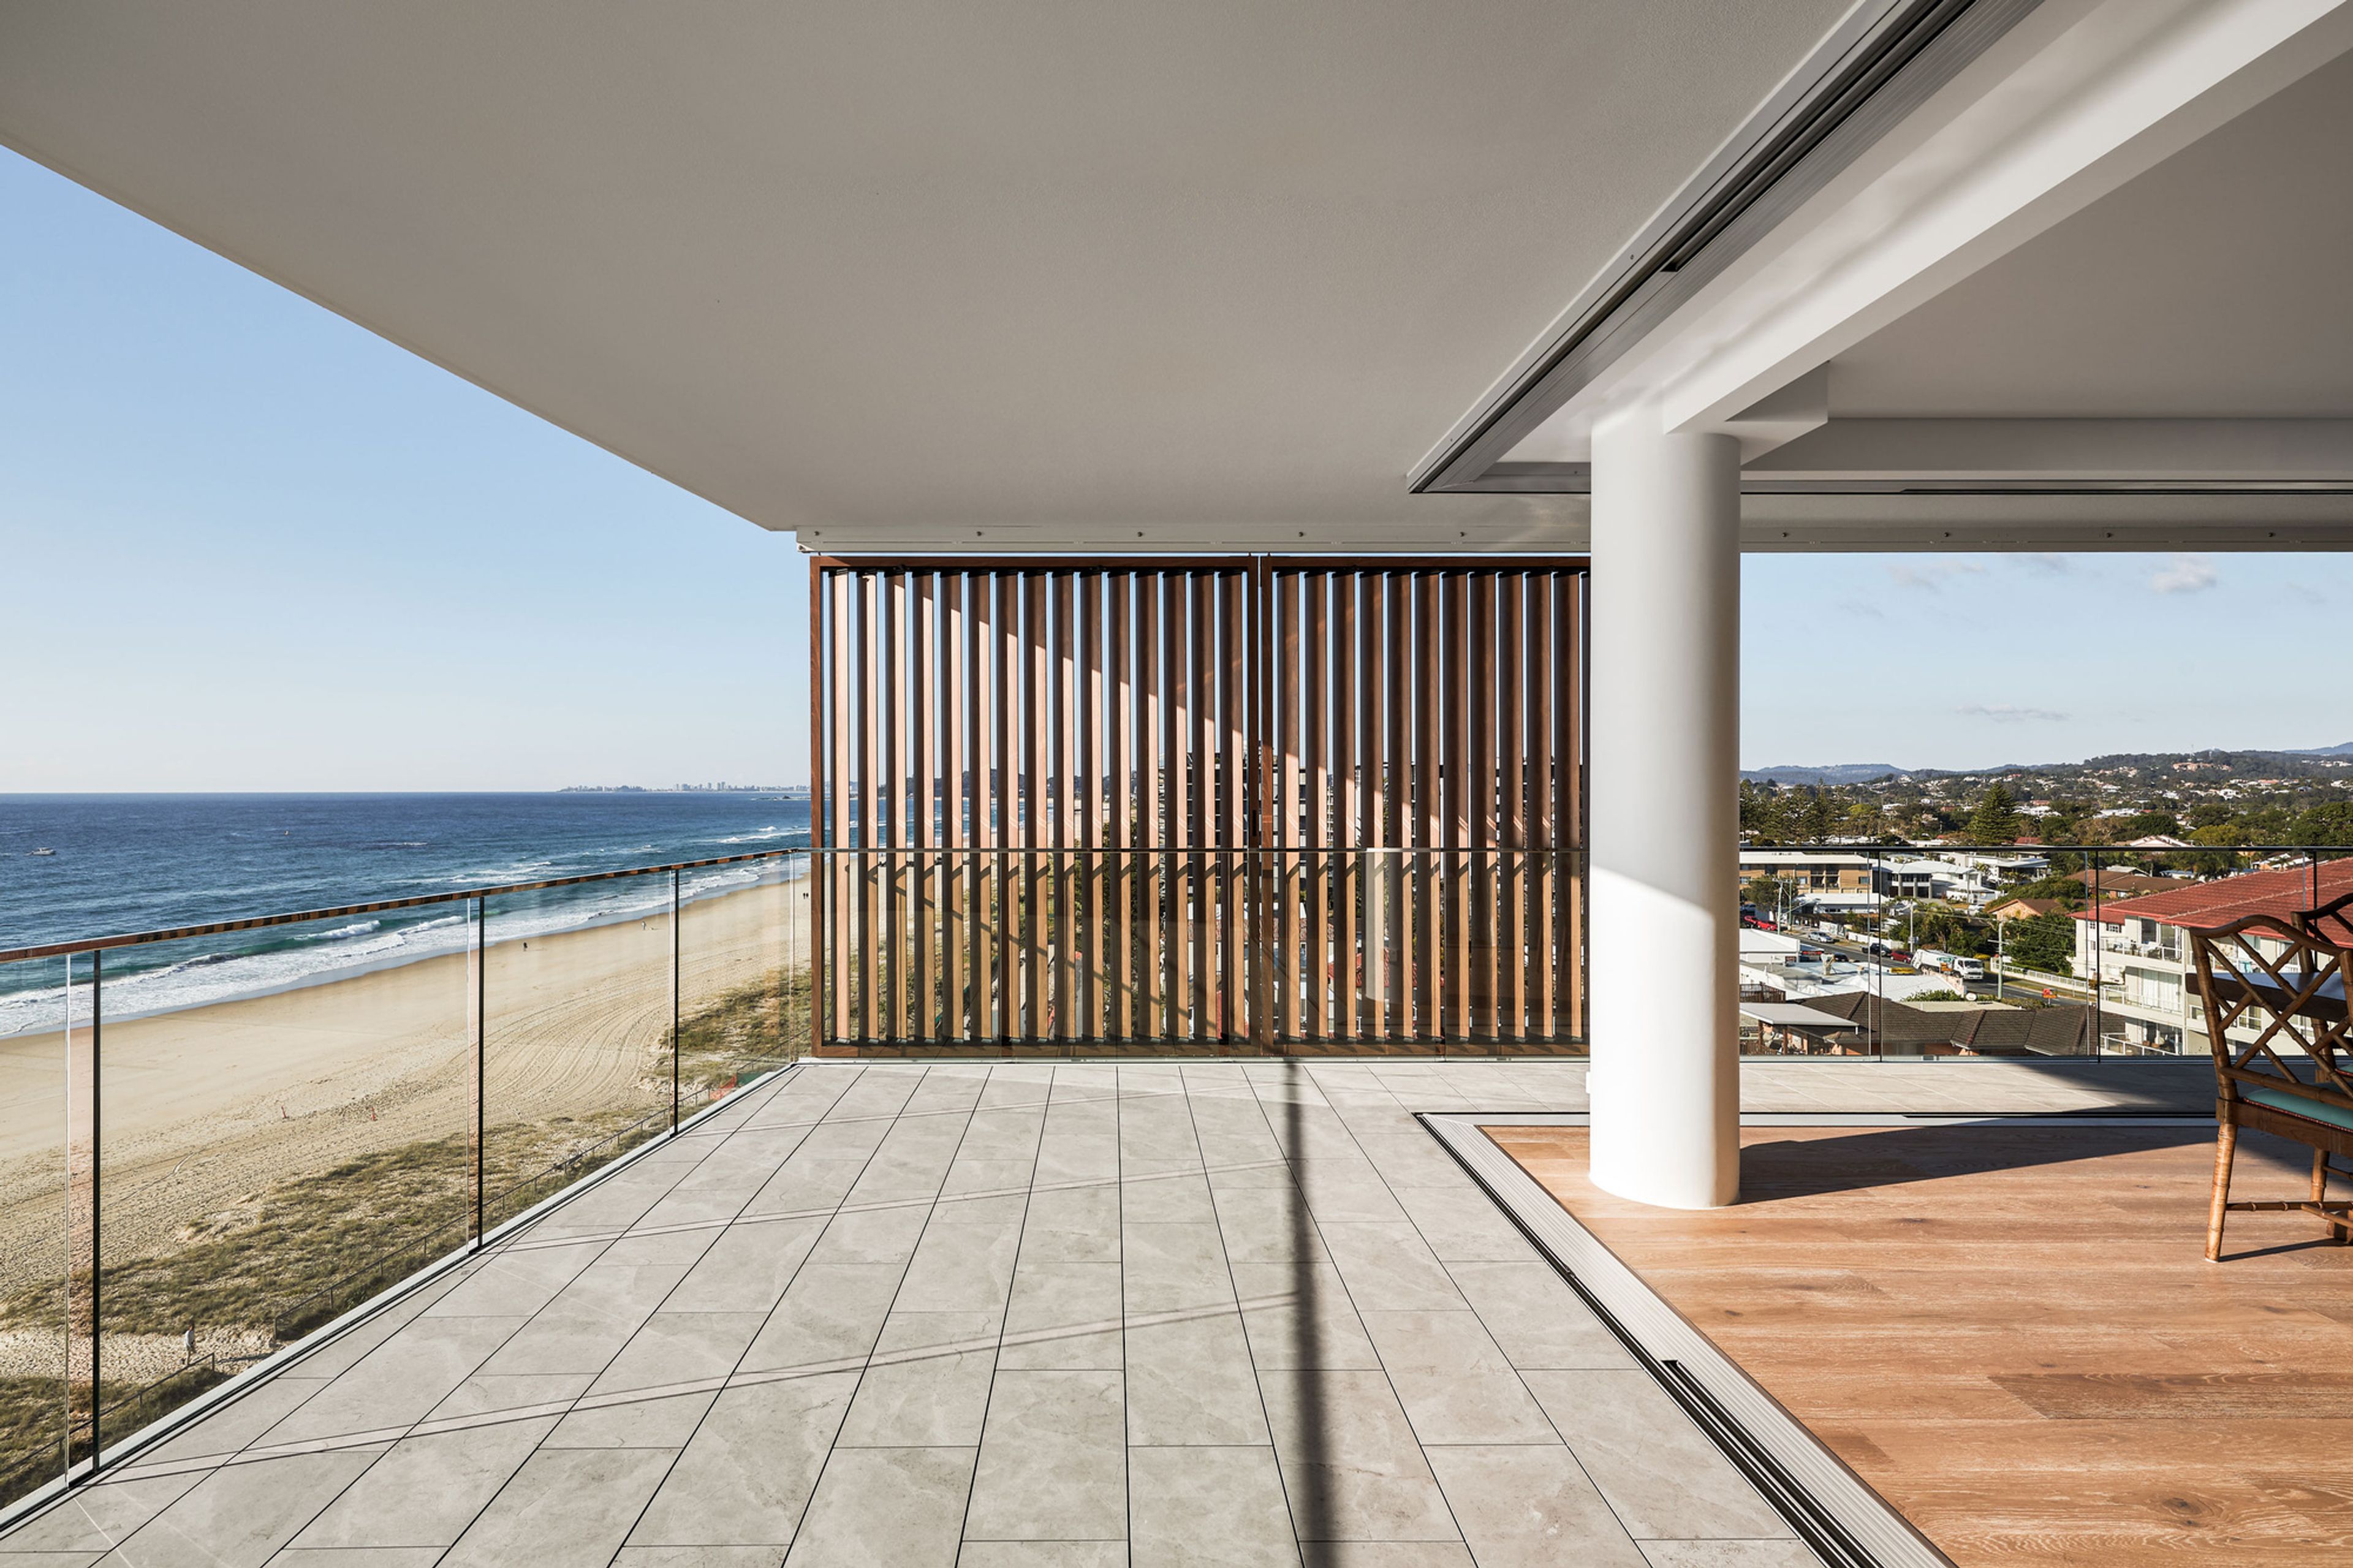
295,920,382,942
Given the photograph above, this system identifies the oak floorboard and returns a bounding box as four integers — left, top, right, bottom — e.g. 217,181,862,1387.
1489,1123,2353,1568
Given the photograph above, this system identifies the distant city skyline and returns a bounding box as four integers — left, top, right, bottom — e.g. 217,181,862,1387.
3,147,2344,790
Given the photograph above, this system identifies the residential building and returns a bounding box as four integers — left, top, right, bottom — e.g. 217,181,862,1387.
1986,895,2067,922
2073,857,2353,1054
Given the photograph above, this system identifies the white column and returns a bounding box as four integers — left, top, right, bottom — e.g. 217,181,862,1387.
1587,404,1740,1209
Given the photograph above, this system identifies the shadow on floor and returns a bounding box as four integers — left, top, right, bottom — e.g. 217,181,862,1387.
1283,1059,1336,1550
1734,1118,2227,1202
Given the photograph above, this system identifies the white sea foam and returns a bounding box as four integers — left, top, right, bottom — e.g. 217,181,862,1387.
0,855,805,1041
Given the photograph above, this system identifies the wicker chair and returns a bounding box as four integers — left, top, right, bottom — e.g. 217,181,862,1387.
2186,890,2353,1260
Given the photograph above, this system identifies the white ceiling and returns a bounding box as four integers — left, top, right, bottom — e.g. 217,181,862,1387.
1827,44,2353,420
0,0,1856,549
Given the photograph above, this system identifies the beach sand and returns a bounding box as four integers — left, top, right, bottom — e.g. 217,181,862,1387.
0,881,812,1322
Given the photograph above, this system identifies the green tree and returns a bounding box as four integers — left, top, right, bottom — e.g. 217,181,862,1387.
1798,789,1837,844
2290,802,2353,846
1966,781,2022,845
1742,874,1783,912
1740,783,1788,842
2005,911,2076,974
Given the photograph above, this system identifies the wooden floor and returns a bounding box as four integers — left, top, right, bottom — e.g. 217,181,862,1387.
1491,1121,2353,1567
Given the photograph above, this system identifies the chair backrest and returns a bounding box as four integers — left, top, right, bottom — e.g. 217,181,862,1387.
2186,888,2353,1116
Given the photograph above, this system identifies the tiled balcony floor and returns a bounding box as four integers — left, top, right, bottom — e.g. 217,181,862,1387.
0,1056,2203,1567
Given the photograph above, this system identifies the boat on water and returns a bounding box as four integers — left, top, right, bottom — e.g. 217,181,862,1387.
29,848,56,857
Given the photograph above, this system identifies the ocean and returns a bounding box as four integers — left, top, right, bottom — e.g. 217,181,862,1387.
0,793,812,1037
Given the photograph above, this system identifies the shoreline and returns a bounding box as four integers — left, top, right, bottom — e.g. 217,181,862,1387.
0,881,811,1306
0,856,811,1042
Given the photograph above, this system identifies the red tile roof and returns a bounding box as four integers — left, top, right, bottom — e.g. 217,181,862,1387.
2071,857,2353,936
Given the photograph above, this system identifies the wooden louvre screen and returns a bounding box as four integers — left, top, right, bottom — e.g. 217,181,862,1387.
809,556,1585,1055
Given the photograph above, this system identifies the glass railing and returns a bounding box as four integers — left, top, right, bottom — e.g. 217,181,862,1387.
1733,841,2349,1059
0,848,807,1510
808,846,1586,1055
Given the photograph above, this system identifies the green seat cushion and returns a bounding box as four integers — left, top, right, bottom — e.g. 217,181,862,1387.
2243,1083,2353,1134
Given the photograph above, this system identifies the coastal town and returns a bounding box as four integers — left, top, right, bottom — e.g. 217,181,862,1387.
1733,744,2353,1059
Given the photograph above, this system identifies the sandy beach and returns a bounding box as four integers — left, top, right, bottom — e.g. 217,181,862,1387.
0,881,811,1318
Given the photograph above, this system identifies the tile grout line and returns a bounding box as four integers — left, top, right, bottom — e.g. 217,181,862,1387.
1360,1076,1666,1557
403,1066,820,1567
1175,1061,1305,1564
1110,1064,1133,1568
1246,1066,1480,1557
116,1072,811,1568
593,1064,895,1563
950,1063,1053,1555
777,1062,977,1564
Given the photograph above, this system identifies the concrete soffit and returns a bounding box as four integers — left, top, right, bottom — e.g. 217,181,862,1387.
1415,0,2353,550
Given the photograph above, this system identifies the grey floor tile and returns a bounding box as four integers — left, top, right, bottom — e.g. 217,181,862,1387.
425,1240,608,1317
269,1550,444,1566
745,1157,875,1218
808,1204,932,1267
958,1544,1127,1567
1390,1184,1534,1262
1442,1261,1631,1371
1297,1546,1473,1567
1423,1444,1648,1568
1126,1313,1269,1445
956,1107,1047,1162
667,1216,826,1312
545,1389,717,1449
1523,1372,1789,1540
287,1415,556,1548
476,1262,692,1377
785,1446,974,1568
588,1311,768,1396
278,1291,439,1383
1123,1223,1234,1316
1256,1370,1453,1541
1637,1544,1823,1568
439,1445,677,1568
616,1543,790,1566
628,1369,857,1547
836,1313,999,1447
966,1370,1125,1540
1233,1262,1384,1372
600,1226,728,1267
845,1115,972,1206
895,1216,1022,1312
1120,1172,1216,1224
96,1446,386,1568
1316,1225,1464,1314
135,1376,332,1466
1211,1186,1331,1264
1129,1445,1299,1568
1033,1130,1121,1187
942,1158,1037,1197
425,1371,591,1423
999,1261,1123,1369
262,1316,527,1444
1292,1162,1410,1225
737,1262,904,1375
1016,1183,1121,1263
1360,1312,1555,1445
0,1471,205,1555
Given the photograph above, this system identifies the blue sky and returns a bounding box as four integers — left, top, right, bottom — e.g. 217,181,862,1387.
2,148,2344,787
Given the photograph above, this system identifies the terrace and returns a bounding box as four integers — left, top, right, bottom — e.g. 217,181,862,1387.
0,1056,2214,1566
7,0,2353,1561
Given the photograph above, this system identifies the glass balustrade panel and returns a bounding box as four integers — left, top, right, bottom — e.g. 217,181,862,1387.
88,903,474,1448
480,870,675,1233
